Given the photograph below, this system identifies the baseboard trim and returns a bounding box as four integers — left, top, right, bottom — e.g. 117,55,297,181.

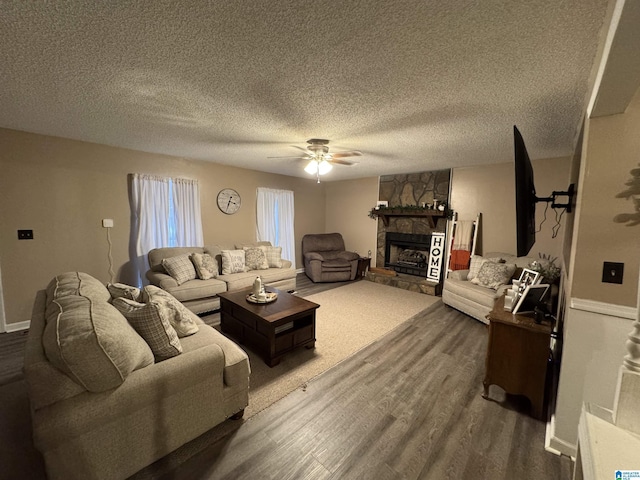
5,320,30,333
545,414,577,459
570,297,637,320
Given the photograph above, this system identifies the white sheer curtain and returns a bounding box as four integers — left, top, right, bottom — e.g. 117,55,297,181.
131,174,203,286
172,178,204,247
256,188,296,268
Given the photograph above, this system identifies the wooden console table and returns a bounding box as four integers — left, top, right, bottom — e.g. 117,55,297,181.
483,295,552,420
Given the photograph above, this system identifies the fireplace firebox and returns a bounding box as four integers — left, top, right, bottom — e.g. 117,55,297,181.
384,232,432,277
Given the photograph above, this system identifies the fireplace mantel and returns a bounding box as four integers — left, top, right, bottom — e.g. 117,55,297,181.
370,208,446,228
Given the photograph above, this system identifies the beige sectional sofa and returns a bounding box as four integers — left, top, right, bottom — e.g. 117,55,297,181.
442,252,534,324
23,272,250,480
146,242,297,314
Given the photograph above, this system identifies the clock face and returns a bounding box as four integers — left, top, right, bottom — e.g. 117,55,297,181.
217,188,241,215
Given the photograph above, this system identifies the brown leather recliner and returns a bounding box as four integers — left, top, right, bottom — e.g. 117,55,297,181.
301,233,359,283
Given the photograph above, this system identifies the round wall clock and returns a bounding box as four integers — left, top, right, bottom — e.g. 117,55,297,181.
217,188,242,215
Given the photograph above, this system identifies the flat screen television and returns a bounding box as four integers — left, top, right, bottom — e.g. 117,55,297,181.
514,126,537,257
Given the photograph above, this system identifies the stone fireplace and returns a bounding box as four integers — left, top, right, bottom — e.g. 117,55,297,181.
375,170,450,267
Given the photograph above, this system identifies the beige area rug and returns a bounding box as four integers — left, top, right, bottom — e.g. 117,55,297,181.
243,280,439,418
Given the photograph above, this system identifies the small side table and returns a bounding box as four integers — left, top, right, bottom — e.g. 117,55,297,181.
356,257,371,278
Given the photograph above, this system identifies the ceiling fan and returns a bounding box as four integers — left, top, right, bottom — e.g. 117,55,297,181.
270,139,362,183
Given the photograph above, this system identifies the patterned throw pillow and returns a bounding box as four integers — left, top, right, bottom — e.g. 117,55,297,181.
244,247,269,270
162,254,197,285
221,250,246,274
141,286,199,337
470,262,517,290
259,245,283,268
113,296,183,361
107,282,141,301
190,253,218,280
467,255,487,281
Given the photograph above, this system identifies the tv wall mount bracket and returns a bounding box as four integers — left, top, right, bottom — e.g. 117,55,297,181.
535,184,576,213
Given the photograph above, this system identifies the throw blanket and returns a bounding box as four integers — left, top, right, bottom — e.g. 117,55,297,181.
449,220,474,270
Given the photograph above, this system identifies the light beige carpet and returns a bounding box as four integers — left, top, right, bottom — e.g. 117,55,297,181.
243,280,439,418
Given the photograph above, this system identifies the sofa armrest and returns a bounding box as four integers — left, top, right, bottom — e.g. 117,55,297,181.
448,269,469,281
146,270,179,289
281,259,292,269
305,252,325,261
33,343,228,445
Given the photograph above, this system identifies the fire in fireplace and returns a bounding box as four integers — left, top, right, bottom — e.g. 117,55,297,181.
384,232,432,277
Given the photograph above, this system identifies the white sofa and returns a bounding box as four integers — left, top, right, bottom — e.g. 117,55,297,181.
442,252,534,324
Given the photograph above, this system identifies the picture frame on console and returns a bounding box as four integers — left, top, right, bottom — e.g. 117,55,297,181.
512,283,550,315
517,268,541,290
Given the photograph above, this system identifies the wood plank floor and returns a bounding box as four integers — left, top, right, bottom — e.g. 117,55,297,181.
159,299,573,480
1,274,573,479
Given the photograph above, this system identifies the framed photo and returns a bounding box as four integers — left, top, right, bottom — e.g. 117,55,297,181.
375,201,388,209
513,284,550,314
518,268,541,290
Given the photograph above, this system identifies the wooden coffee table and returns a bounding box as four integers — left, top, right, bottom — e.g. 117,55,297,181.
218,287,319,367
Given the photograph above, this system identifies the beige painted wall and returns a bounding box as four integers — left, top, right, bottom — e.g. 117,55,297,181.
552,87,640,454
0,128,325,326
450,157,571,261
570,89,640,307
325,177,380,265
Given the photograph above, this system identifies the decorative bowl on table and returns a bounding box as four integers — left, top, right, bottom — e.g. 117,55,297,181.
246,292,278,304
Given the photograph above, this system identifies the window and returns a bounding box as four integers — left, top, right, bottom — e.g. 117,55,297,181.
256,188,295,267
131,174,203,286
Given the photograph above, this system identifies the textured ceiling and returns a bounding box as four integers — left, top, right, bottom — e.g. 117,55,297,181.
0,1,612,181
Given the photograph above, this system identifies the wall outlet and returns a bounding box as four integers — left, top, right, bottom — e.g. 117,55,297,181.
602,261,624,284
17,229,33,240
102,219,114,228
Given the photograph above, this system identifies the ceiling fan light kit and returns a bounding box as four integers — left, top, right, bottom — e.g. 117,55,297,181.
270,139,360,183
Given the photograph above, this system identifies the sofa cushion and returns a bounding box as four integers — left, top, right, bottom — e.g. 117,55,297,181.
107,282,141,301
443,278,499,309
221,249,246,274
220,267,296,292
161,277,228,302
260,245,283,268
43,294,154,392
141,286,200,337
190,252,218,280
113,297,183,361
180,324,250,387
162,254,197,285
244,247,269,270
471,261,517,290
46,271,111,305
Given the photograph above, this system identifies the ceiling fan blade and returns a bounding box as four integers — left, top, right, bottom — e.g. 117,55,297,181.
330,159,358,166
331,151,363,158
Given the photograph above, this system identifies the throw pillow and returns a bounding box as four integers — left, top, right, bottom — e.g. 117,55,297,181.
190,253,218,280
42,295,154,392
107,282,141,301
467,255,487,281
162,254,197,285
259,245,283,268
244,247,269,270
470,262,517,290
221,249,246,274
113,297,183,361
141,286,200,337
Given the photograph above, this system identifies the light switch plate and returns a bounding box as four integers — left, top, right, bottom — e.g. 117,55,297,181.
102,219,114,228
602,262,624,284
